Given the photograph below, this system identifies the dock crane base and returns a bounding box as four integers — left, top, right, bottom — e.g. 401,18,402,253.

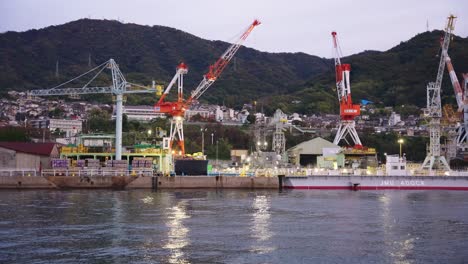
333,120,362,147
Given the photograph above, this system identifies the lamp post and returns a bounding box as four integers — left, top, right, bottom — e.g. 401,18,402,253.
216,140,219,168
147,129,152,143
201,128,207,154
398,138,404,158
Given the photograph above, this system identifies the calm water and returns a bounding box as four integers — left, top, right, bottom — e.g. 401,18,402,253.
1,189,468,264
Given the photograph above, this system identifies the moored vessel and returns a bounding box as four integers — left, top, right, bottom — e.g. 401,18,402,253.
284,155,468,190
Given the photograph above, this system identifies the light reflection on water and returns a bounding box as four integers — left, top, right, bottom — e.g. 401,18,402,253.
250,195,276,254
379,194,416,264
0,190,467,264
163,201,191,264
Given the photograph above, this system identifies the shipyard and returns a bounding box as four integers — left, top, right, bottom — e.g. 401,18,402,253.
1,1,468,263
1,15,468,190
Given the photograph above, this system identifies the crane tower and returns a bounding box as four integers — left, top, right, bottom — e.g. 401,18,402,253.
421,15,456,170
30,59,158,160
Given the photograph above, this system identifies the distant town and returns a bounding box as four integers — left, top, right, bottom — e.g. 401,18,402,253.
0,90,429,141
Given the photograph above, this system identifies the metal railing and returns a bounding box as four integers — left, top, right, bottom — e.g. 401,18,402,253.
0,169,38,176
40,169,154,177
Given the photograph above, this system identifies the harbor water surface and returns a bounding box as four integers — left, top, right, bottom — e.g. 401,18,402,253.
1,189,468,263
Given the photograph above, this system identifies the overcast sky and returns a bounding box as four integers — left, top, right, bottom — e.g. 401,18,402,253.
1,0,467,58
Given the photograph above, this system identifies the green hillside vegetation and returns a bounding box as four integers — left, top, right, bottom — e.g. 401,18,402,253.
262,32,468,114
1,19,467,114
0,19,329,108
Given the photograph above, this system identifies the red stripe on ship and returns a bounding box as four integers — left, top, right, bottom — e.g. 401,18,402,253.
285,186,468,191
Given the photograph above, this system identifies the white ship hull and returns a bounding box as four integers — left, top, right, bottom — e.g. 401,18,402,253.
284,175,468,190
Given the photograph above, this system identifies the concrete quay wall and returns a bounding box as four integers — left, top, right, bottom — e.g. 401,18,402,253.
127,175,279,189
46,176,136,189
0,175,279,189
0,176,55,189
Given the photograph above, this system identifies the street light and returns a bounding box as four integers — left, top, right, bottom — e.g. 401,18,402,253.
201,128,207,154
398,138,404,158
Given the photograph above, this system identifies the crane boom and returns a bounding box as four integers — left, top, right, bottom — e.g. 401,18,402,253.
332,31,343,101
444,52,463,110
30,86,113,96
189,19,261,102
435,15,456,93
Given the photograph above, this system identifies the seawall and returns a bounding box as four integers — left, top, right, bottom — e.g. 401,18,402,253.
0,175,55,189
0,175,279,190
127,175,279,189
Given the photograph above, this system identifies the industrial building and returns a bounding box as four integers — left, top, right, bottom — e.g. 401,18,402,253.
287,137,339,166
0,142,60,170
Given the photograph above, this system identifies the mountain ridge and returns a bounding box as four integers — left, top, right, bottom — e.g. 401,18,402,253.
1,19,467,114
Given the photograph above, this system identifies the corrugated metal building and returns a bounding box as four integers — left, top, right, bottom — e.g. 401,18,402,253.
0,142,59,170
287,137,339,166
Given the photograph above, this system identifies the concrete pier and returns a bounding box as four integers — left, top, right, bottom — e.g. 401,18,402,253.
0,175,279,190
127,175,279,189
0,175,55,189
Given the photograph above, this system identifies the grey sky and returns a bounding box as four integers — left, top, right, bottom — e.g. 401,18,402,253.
1,0,467,58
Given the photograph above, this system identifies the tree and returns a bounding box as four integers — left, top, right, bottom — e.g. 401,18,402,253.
52,128,65,137
48,107,65,118
87,108,113,132
0,127,30,141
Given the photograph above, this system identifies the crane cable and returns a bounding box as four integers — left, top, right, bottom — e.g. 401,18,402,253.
48,60,110,90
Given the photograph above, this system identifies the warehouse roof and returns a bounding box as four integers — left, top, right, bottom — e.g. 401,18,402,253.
287,137,339,155
0,142,57,156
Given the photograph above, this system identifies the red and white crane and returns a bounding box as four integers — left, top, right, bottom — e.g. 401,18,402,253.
331,31,362,148
155,20,261,155
444,51,468,147
444,54,463,110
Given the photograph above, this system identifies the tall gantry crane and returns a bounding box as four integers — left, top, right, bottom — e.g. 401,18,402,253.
29,59,158,160
331,32,362,148
421,15,456,170
271,109,287,155
155,20,261,155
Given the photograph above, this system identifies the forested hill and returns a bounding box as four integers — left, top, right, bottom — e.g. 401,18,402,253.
262,31,468,114
1,19,467,114
0,19,330,107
